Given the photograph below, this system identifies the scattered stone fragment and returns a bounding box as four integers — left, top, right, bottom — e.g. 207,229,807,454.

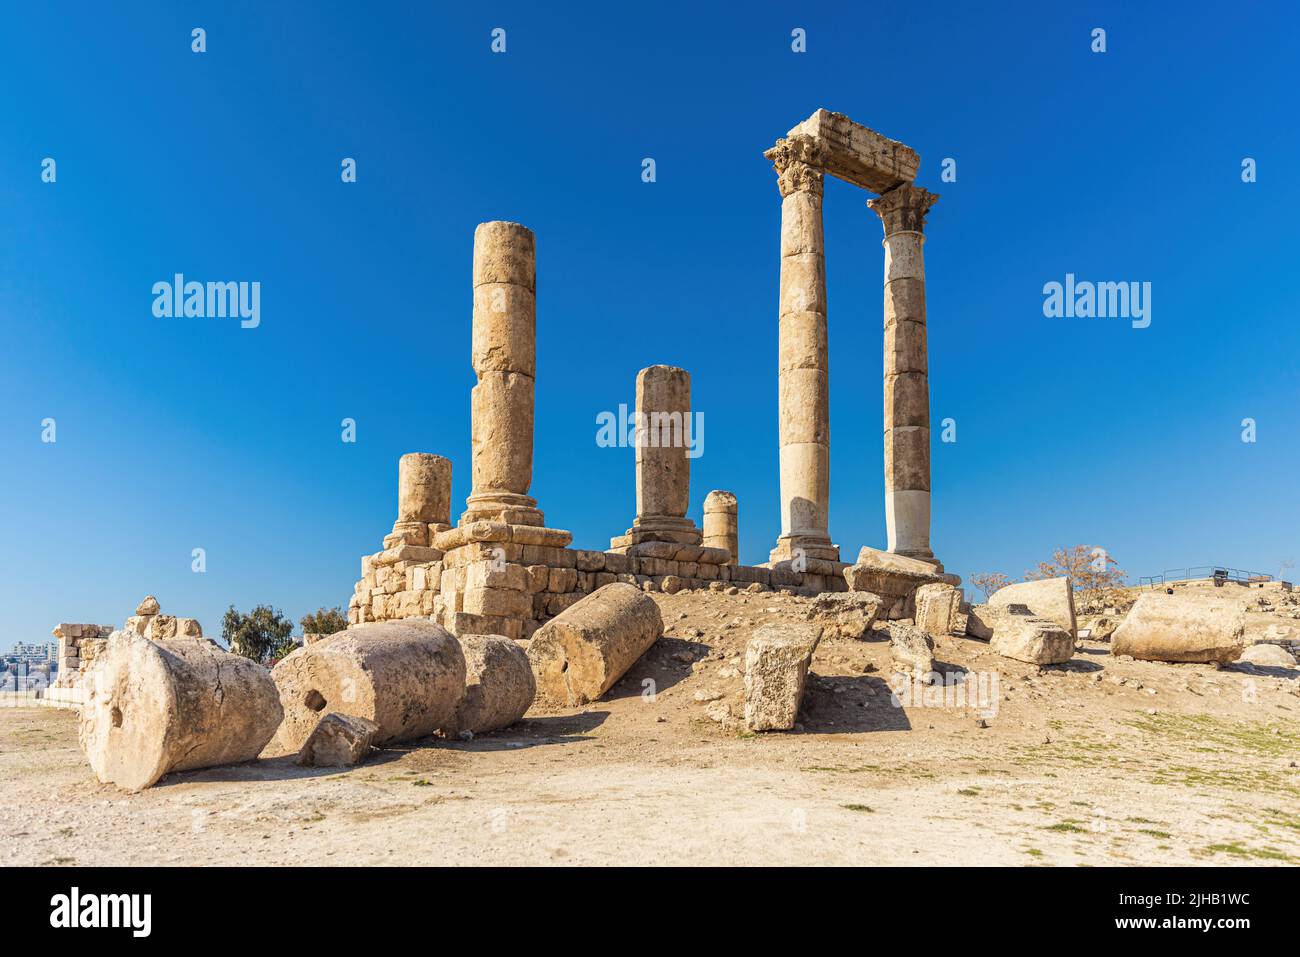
743,623,822,731
1111,592,1246,664
887,622,935,677
988,577,1077,641
296,713,380,767
914,582,963,636
808,592,883,640
1238,644,1297,668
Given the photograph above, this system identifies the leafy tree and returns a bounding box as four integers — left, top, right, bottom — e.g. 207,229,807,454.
300,606,348,638
970,572,1012,600
222,605,295,665
1026,545,1128,613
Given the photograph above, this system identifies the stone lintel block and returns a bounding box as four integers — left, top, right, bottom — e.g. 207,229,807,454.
786,109,919,194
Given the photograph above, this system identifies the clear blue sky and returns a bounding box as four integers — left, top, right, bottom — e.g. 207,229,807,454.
2,2,1297,642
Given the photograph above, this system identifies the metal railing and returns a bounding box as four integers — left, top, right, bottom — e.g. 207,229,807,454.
1138,566,1283,589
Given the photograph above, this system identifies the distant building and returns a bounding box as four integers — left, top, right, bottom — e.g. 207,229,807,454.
6,641,57,664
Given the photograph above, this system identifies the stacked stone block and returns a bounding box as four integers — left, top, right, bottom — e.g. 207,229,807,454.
52,623,113,687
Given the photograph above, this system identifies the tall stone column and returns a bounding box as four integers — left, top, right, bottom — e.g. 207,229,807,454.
462,221,546,528
868,185,939,563
702,490,738,565
765,135,838,565
611,365,702,550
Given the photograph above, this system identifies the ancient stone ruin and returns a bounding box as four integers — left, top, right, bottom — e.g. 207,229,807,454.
347,110,959,644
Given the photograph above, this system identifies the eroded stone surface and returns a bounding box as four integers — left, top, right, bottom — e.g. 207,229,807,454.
296,713,379,767
528,583,663,706
1111,592,1246,664
744,622,822,731
79,632,283,792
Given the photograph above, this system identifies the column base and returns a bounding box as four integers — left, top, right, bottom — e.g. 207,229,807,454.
768,533,840,565
610,515,702,551
461,491,546,528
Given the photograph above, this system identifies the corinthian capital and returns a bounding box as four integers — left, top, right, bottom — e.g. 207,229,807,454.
868,184,939,235
764,135,827,198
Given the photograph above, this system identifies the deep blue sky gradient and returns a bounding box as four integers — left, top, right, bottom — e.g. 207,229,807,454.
2,2,1297,641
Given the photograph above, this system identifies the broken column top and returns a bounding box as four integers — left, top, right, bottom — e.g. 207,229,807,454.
782,109,919,195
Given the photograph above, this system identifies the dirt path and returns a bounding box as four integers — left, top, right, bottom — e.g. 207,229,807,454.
4,591,1298,866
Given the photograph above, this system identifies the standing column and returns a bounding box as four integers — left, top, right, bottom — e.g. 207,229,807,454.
764,135,838,564
462,221,546,528
611,365,702,549
868,185,939,563
702,490,739,565
394,453,451,536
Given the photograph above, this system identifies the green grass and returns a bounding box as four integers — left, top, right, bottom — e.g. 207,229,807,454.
1203,842,1298,863
957,788,981,797
841,803,875,813
1044,821,1087,833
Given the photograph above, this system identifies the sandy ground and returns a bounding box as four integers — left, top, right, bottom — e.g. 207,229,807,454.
3,589,1299,867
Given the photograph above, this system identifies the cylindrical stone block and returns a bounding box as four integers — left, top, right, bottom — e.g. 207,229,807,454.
398,453,452,525
779,442,829,537
469,221,537,506
470,371,535,494
527,583,664,706
270,620,466,752
79,633,284,792
702,490,739,565
451,634,536,735
635,365,692,520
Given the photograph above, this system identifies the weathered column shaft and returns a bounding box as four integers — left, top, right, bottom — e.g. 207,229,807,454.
766,136,836,563
463,221,544,526
635,365,692,520
398,453,451,526
702,490,739,565
868,185,938,561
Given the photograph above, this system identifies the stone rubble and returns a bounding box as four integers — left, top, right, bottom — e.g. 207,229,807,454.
743,623,822,731
296,713,380,768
